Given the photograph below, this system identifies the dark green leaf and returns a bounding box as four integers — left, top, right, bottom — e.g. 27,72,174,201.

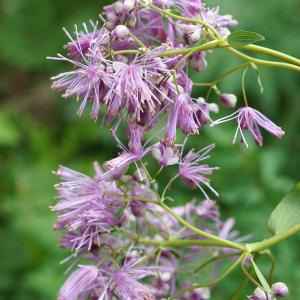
268,183,300,235
228,30,265,46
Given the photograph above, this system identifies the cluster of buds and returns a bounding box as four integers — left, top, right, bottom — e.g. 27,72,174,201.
48,0,289,299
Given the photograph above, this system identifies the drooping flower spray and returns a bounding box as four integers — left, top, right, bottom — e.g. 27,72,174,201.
48,0,300,299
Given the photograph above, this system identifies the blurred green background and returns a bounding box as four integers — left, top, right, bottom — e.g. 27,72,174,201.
0,0,299,299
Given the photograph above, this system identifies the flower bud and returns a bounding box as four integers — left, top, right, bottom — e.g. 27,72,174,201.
124,0,135,11
114,2,124,14
176,24,202,44
190,52,207,72
208,103,219,114
248,287,269,300
271,282,289,298
220,93,237,108
113,25,130,39
190,28,202,43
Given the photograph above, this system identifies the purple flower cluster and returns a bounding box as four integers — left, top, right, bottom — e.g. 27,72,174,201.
53,161,245,299
48,0,288,299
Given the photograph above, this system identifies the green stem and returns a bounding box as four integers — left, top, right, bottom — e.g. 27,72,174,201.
146,3,300,68
111,49,139,56
160,39,221,57
240,253,264,289
228,48,300,73
138,238,239,248
128,31,147,50
160,202,246,251
232,253,258,300
193,62,250,87
131,196,159,204
241,65,250,106
193,253,240,274
145,3,220,38
161,174,180,200
170,254,244,299
239,44,300,67
246,223,300,253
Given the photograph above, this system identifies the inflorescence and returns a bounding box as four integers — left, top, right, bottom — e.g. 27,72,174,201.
48,0,294,299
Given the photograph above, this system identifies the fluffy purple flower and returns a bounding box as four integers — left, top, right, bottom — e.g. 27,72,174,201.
179,144,219,198
203,7,238,36
99,123,153,181
48,46,112,121
195,199,220,225
104,55,170,121
165,94,205,141
58,265,99,300
63,23,109,58
211,106,285,147
99,255,155,300
52,164,122,251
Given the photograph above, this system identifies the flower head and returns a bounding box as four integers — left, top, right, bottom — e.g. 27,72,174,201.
105,55,170,121
52,164,122,252
99,123,154,181
179,144,219,199
48,45,112,121
99,255,155,300
203,7,238,36
63,23,109,58
58,265,99,300
165,94,200,141
211,106,285,147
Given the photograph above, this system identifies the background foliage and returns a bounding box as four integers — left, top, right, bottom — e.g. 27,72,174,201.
0,0,299,299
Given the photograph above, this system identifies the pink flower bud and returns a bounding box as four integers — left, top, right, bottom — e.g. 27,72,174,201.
248,287,271,300
124,0,135,11
114,2,124,14
271,282,289,298
114,25,130,39
220,93,237,108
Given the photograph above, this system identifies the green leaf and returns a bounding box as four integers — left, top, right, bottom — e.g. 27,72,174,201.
169,8,180,16
251,259,272,292
268,183,300,235
228,30,265,46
